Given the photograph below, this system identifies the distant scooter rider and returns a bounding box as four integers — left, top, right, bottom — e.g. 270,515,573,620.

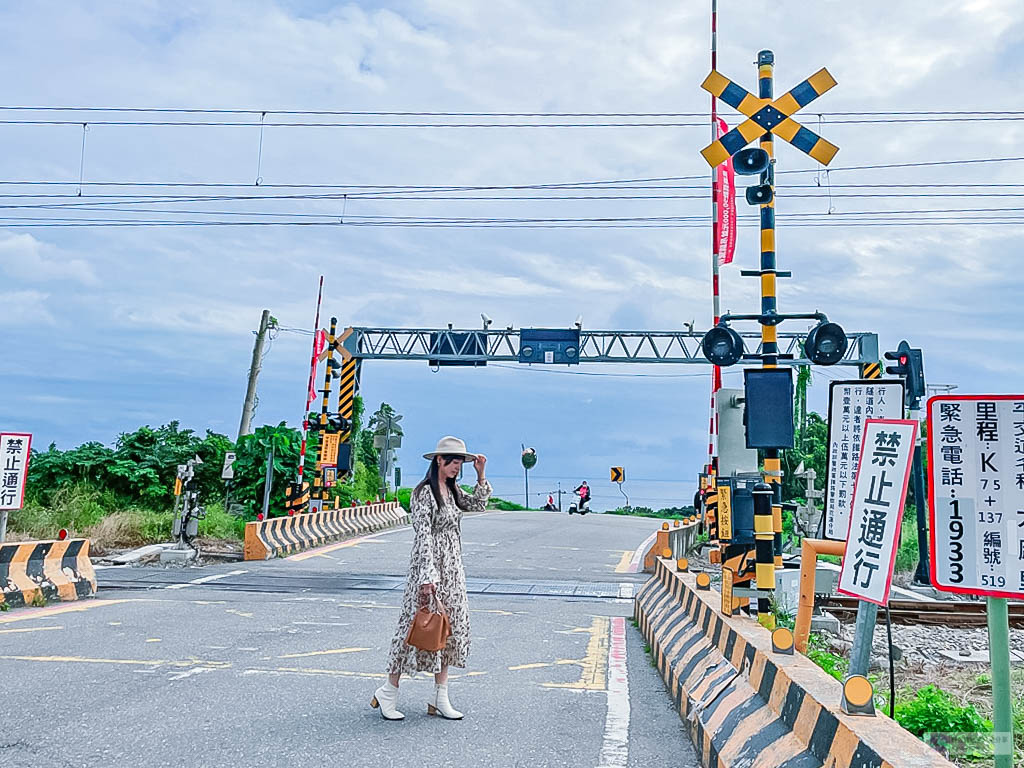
574,481,591,512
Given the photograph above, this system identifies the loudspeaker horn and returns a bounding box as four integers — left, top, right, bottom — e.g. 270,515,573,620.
732,147,770,176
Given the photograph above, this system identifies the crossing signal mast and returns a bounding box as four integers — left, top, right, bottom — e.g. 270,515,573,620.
697,50,847,629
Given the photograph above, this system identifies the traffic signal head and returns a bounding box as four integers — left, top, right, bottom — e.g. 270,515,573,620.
803,321,848,365
701,324,745,367
327,356,343,379
326,413,351,433
884,340,912,377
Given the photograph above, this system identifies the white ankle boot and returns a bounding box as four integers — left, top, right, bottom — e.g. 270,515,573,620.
427,683,463,720
370,682,404,720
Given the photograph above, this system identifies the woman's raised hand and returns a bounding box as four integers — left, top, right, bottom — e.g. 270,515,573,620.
473,453,487,480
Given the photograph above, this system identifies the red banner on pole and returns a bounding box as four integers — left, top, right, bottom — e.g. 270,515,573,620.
307,329,327,408
715,118,736,265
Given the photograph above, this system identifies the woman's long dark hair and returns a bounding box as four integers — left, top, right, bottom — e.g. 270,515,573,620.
415,456,472,511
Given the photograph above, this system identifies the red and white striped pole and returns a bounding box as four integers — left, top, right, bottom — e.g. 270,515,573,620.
707,0,722,480
296,275,324,484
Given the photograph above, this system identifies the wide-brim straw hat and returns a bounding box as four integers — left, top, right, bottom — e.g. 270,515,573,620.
423,436,477,461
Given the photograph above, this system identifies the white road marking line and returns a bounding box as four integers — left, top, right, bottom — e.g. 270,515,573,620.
617,583,635,600
168,667,216,681
165,569,248,590
627,532,658,573
596,616,630,767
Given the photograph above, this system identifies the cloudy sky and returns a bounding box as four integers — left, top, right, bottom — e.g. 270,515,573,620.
2,0,1022,510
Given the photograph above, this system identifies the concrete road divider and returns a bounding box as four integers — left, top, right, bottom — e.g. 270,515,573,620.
244,501,408,560
635,557,954,768
0,539,96,609
643,519,699,572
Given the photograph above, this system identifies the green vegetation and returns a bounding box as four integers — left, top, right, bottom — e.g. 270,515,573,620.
12,396,402,550
805,632,849,681
894,685,992,761
606,505,695,519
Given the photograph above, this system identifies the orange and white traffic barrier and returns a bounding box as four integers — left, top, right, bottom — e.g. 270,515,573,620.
0,538,96,609
243,501,408,560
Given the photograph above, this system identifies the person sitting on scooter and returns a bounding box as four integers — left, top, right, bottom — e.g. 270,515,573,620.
574,481,591,512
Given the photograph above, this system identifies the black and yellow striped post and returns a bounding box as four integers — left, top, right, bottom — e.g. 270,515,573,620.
755,50,779,629
313,316,338,504
336,356,359,482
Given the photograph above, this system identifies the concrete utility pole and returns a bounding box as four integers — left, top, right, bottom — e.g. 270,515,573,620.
238,309,271,441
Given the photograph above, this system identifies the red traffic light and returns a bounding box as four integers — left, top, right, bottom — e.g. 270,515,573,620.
899,354,908,365
57,528,68,541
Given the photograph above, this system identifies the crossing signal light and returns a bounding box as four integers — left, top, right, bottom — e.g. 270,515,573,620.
803,321,848,365
701,324,745,367
326,413,351,433
884,340,925,405
745,184,773,205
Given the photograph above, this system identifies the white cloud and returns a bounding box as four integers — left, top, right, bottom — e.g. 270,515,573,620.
0,233,99,286
0,290,56,326
0,0,1021,493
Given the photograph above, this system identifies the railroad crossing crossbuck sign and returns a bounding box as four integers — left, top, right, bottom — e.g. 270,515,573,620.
699,67,839,168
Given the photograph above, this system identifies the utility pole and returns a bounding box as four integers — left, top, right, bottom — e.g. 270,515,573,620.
238,309,271,441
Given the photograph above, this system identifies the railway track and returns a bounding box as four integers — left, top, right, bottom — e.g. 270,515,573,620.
818,596,1024,628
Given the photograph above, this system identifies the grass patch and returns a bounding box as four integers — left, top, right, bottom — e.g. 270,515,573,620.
606,505,695,520
805,632,849,681
6,483,243,553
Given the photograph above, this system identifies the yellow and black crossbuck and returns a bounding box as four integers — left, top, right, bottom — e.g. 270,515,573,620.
700,67,839,168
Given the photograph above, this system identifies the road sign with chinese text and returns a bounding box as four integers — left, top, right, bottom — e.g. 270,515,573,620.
927,395,1024,599
825,380,905,540
837,419,917,606
0,433,32,510
320,433,340,468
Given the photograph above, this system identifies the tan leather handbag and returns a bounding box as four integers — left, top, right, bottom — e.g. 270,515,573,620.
406,595,451,652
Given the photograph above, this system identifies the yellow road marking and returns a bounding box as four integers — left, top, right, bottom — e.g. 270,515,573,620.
543,616,609,691
145,638,161,643
277,647,369,659
0,625,64,635
614,550,634,573
0,599,133,624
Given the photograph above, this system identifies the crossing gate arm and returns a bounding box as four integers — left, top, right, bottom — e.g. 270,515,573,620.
344,327,878,368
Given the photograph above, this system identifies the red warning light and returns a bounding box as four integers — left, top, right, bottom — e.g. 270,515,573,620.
57,528,68,541
288,509,295,516
256,512,265,521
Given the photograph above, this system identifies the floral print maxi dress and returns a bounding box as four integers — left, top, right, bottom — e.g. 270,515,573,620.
387,479,492,675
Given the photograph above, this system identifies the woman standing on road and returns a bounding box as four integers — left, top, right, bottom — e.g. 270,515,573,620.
371,436,491,721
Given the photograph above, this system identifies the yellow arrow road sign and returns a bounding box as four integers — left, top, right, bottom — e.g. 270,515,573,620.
610,467,625,483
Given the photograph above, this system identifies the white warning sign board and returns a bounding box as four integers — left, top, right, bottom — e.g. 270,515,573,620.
0,433,32,510
837,419,917,606
824,380,905,539
928,395,1024,599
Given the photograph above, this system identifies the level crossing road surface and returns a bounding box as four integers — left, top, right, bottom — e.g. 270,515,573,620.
1,511,699,767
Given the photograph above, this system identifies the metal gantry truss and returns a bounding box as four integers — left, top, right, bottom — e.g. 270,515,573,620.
344,327,878,367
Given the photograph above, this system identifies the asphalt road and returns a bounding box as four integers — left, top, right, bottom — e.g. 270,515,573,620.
0,511,698,767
